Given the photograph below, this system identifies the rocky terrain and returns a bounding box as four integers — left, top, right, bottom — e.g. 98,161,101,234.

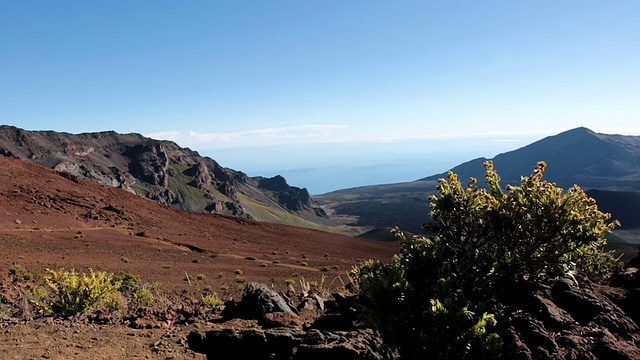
1,142,640,359
0,125,329,229
0,155,398,359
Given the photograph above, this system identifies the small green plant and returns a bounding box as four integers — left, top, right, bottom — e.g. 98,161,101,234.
234,269,243,275
324,253,330,259
133,287,155,307
201,293,224,308
43,269,122,317
135,229,148,237
284,279,295,286
120,257,129,263
300,261,308,267
234,276,246,283
217,271,225,279
272,260,281,264
196,274,207,281
163,265,172,269
114,272,142,294
9,264,42,280
219,285,229,291
260,263,267,268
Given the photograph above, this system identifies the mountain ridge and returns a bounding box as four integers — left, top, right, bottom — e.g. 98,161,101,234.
420,127,640,190
316,127,640,242
0,125,328,227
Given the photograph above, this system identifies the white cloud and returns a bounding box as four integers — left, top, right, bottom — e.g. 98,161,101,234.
147,125,351,149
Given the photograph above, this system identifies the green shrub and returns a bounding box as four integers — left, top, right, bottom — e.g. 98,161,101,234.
217,271,225,279
352,161,619,360
196,274,207,281
114,272,142,294
133,287,155,307
234,276,246,283
201,293,224,308
234,269,243,275
284,279,295,286
9,264,42,280
43,269,122,317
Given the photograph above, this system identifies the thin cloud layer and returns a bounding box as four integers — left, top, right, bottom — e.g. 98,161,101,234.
147,125,350,149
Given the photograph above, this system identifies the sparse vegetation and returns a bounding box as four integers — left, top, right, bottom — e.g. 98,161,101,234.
234,269,243,275
234,276,246,283
10,264,42,281
300,261,308,267
201,293,224,308
196,274,206,281
42,269,122,317
217,271,225,279
352,161,620,360
120,257,129,263
272,260,281,264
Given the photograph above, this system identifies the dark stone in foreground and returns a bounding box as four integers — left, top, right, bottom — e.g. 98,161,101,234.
221,282,296,320
187,327,397,360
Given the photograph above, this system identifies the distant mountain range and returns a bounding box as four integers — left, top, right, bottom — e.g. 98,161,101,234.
0,125,329,229
421,127,640,191
316,127,640,245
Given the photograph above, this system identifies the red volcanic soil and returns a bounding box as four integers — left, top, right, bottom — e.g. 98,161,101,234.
0,156,398,359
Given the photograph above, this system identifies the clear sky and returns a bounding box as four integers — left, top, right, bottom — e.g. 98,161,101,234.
1,1,639,193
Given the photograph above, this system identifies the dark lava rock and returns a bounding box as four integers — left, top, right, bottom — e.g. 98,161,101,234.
222,282,296,320
187,327,398,360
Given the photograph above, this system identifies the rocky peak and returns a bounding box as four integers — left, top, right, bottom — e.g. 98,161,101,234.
0,126,327,225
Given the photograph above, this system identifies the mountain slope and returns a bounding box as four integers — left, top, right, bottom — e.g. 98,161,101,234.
0,125,326,227
316,128,640,240
421,127,640,190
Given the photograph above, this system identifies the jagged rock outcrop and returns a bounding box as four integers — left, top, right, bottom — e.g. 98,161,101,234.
258,175,327,215
188,285,398,360
189,264,640,360
499,275,640,360
0,125,327,224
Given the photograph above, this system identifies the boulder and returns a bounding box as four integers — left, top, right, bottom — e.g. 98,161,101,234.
222,283,296,320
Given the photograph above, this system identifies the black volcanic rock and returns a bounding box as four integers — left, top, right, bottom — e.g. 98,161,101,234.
0,125,327,224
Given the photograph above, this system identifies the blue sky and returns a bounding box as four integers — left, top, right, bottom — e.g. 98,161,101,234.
1,1,639,193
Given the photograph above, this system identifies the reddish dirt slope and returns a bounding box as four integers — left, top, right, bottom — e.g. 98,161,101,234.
0,156,399,359
0,156,397,293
